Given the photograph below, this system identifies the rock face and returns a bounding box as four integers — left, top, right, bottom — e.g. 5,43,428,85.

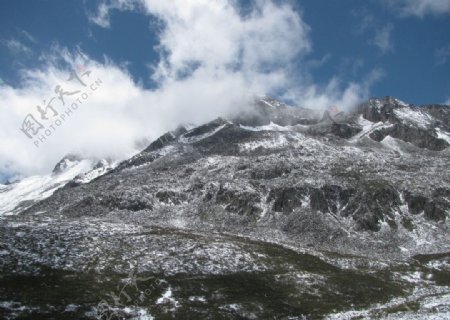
361,97,450,151
1,96,449,319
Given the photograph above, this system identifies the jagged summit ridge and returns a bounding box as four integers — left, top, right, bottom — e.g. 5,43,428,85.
137,96,450,156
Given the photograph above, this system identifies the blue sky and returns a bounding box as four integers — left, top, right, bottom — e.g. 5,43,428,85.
0,0,449,178
1,0,449,104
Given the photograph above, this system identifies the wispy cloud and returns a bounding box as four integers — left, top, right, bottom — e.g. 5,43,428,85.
435,44,450,65
352,9,375,35
1,30,37,56
352,9,394,54
370,24,394,54
20,29,37,43
282,68,385,112
2,39,31,54
385,0,450,18
306,54,332,70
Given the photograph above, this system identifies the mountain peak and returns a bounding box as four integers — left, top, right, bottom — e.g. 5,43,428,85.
367,96,411,108
52,154,84,175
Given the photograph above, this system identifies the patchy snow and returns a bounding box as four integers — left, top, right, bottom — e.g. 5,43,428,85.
188,296,206,302
381,136,404,154
371,98,383,110
220,303,242,312
239,133,289,151
90,305,154,320
370,97,409,110
394,107,432,129
350,115,393,142
393,98,410,107
157,145,177,156
156,286,179,308
182,123,197,131
426,259,450,271
0,220,269,275
435,128,450,144
0,159,94,215
179,123,228,144
325,287,450,320
0,300,39,317
240,121,290,132
74,160,117,184
0,301,26,311
64,304,79,312
260,97,285,108
397,271,430,284
125,307,154,320
74,167,108,184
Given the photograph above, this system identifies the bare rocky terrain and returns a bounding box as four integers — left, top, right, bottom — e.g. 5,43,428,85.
1,96,449,319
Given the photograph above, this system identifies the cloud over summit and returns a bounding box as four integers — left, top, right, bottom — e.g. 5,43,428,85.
1,0,380,177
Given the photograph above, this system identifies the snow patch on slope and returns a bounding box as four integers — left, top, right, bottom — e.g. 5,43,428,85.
394,107,432,129
240,121,290,132
435,128,450,144
325,287,450,320
74,167,110,184
0,160,94,215
350,115,393,142
239,133,289,151
179,123,228,144
156,286,179,308
260,97,285,108
74,160,117,184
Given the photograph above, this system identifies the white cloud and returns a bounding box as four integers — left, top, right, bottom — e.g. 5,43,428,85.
0,54,144,176
370,24,394,53
1,0,381,177
386,0,450,17
283,68,385,111
142,0,311,83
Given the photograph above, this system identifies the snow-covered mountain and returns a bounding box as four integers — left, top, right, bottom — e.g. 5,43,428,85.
0,154,114,216
1,97,449,319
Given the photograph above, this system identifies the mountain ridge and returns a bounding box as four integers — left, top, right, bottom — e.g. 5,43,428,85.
14,96,450,255
1,96,449,319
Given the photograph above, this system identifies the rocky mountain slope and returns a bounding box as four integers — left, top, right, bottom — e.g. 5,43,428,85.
1,97,449,319
0,155,115,216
